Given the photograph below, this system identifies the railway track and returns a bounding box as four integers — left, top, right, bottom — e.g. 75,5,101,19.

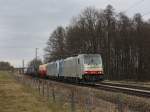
94,83,150,98
58,81,150,98
45,79,150,98
16,74,150,98
100,82,150,91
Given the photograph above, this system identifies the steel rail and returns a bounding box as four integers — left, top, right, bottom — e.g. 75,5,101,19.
44,79,150,98
93,83,150,98
18,74,150,98
99,82,150,91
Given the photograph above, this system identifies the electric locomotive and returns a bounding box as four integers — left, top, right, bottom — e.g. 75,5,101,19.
41,54,104,82
80,54,104,81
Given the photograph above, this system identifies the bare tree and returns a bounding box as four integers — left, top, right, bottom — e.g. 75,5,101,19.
44,5,150,81
44,26,66,62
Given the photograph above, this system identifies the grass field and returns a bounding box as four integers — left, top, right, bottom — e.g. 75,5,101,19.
0,71,68,112
1,71,150,112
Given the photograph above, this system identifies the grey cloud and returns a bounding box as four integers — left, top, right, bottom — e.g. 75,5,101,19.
0,0,150,66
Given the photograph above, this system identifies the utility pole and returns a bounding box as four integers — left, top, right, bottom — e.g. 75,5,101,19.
35,48,38,76
22,59,24,68
22,59,24,74
35,48,38,61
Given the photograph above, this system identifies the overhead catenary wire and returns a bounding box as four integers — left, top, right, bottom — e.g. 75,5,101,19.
142,11,150,17
123,0,145,13
107,0,113,3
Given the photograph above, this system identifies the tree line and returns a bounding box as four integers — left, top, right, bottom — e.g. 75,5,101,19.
0,61,14,71
44,5,150,81
28,58,42,71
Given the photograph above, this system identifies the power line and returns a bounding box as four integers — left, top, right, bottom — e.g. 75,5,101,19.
123,0,145,13
107,0,113,3
142,11,150,17
107,0,114,5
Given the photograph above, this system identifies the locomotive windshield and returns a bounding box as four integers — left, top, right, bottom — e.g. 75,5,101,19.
83,55,102,65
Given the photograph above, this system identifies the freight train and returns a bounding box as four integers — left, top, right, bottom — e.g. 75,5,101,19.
25,54,104,82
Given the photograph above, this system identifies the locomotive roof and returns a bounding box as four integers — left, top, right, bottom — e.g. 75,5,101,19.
45,54,101,64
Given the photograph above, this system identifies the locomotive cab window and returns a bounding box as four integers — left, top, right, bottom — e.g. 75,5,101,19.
84,55,102,65
78,59,80,64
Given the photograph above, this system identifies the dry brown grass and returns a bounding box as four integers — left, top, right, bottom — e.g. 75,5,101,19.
47,80,150,112
4,71,150,112
0,71,69,112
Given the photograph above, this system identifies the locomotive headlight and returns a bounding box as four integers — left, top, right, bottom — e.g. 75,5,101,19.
98,71,101,74
98,71,103,74
84,71,89,74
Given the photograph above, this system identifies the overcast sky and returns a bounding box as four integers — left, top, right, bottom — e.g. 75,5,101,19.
0,0,150,67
